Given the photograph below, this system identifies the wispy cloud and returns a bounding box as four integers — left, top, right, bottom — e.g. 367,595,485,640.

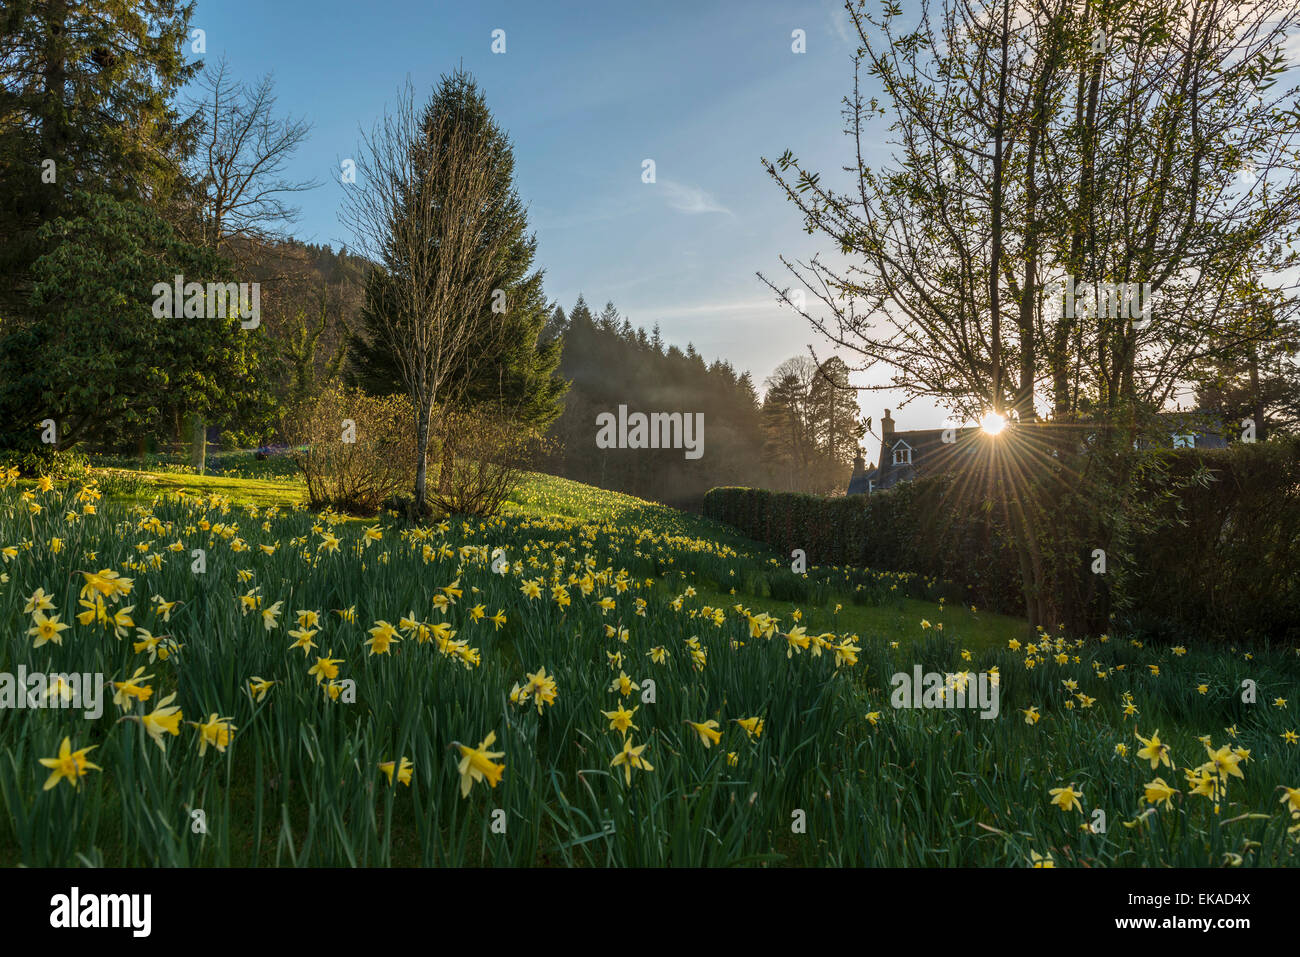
827,0,856,47
1281,28,1300,66
644,299,774,319
660,179,732,215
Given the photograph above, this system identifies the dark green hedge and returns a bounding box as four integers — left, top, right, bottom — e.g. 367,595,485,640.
704,435,1300,643
1124,437,1300,644
702,478,1025,616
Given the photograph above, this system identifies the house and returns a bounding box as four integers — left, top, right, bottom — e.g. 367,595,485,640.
847,408,980,495
846,406,1232,495
1083,410,1231,452
1152,410,1229,450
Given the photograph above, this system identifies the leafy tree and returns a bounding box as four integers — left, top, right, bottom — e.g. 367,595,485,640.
761,0,1300,627
0,190,266,452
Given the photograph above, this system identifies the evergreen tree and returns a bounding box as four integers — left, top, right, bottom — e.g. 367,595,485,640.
598,300,619,333
542,303,567,343
761,372,809,491
808,357,864,465
0,191,266,452
0,0,200,319
347,70,564,430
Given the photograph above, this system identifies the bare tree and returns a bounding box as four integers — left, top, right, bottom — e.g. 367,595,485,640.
185,57,318,257
339,75,517,512
176,58,318,471
761,0,1300,426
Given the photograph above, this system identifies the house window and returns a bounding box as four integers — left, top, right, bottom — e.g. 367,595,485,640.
1172,434,1195,449
892,445,912,465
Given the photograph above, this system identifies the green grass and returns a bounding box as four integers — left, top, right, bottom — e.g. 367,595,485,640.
82,464,1019,647
1,468,1296,866
91,467,305,509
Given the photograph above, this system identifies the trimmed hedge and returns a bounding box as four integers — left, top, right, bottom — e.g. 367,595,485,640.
1124,437,1300,644
703,478,1025,617
704,435,1300,643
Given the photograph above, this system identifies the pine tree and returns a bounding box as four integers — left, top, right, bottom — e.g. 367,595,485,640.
761,372,809,491
568,295,595,331
598,300,620,333
542,304,567,343
808,357,864,465
347,70,564,431
0,0,200,319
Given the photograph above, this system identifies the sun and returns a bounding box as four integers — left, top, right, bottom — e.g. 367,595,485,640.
980,411,1007,435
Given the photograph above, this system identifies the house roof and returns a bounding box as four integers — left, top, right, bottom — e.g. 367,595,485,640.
846,468,876,495
846,409,1234,496
871,426,982,491
1156,410,1229,448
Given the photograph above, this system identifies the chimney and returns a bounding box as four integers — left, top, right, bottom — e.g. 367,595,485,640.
879,409,895,473
851,448,865,477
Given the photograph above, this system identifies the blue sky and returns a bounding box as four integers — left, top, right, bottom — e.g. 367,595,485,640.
186,0,950,433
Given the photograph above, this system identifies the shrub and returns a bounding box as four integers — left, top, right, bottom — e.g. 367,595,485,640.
426,407,541,517
1122,436,1300,644
0,447,92,482
702,480,1023,615
282,384,414,515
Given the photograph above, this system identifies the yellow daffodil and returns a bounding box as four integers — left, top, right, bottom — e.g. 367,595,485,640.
139,693,183,751
379,757,414,786
610,671,639,697
610,736,653,784
28,610,70,648
1143,777,1178,809
685,719,722,748
1048,784,1083,813
39,737,102,790
601,704,639,735
365,620,401,655
455,731,505,798
191,713,236,756
1135,729,1172,770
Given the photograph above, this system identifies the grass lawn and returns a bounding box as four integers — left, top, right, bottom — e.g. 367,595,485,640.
4,462,1293,866
85,464,1015,650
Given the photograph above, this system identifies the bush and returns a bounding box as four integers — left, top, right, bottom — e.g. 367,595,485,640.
282,385,415,515
702,479,1024,616
1122,436,1300,644
0,447,92,482
426,407,541,517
